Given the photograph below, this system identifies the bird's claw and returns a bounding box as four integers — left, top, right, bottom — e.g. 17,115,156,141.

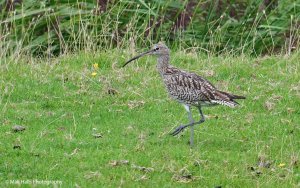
170,125,186,136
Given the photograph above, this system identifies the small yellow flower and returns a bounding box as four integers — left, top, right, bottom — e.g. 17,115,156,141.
93,63,99,69
91,72,97,76
278,163,286,168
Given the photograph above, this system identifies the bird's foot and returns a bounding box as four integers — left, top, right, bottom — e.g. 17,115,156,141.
170,125,188,136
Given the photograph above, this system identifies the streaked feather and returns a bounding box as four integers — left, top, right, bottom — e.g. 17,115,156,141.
162,65,245,107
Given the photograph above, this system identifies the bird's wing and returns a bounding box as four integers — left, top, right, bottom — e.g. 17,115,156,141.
189,73,242,107
164,67,238,107
185,72,220,101
164,67,217,101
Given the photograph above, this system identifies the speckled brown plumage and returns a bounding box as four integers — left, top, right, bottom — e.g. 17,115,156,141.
123,42,245,146
153,44,245,108
161,65,245,108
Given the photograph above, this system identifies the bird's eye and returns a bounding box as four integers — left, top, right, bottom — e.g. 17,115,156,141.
156,47,159,50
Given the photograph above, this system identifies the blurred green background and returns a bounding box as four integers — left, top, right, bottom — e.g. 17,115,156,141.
1,0,299,57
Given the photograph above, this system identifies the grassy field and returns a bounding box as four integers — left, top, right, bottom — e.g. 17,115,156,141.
0,51,299,187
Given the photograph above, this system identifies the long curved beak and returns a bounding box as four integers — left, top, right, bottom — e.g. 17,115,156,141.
122,49,154,67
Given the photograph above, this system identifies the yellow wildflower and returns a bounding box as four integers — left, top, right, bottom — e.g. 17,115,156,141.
278,163,286,168
91,72,97,76
93,63,99,69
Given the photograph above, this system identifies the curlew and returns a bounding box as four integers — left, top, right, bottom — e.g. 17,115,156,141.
123,42,245,146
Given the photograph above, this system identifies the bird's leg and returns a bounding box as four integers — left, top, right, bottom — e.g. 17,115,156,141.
197,106,205,124
188,109,195,147
170,106,205,137
170,105,194,136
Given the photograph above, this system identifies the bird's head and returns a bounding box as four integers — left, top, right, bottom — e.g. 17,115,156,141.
122,42,169,67
151,42,170,56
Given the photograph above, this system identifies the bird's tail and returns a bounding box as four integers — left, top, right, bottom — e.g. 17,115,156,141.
211,90,245,108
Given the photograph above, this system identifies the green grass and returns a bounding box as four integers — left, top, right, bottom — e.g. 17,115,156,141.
0,51,299,187
1,0,299,57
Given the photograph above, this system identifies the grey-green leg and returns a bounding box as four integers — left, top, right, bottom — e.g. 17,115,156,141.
170,105,205,147
186,106,194,147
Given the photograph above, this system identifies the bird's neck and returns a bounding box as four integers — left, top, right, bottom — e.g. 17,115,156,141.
156,54,170,74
